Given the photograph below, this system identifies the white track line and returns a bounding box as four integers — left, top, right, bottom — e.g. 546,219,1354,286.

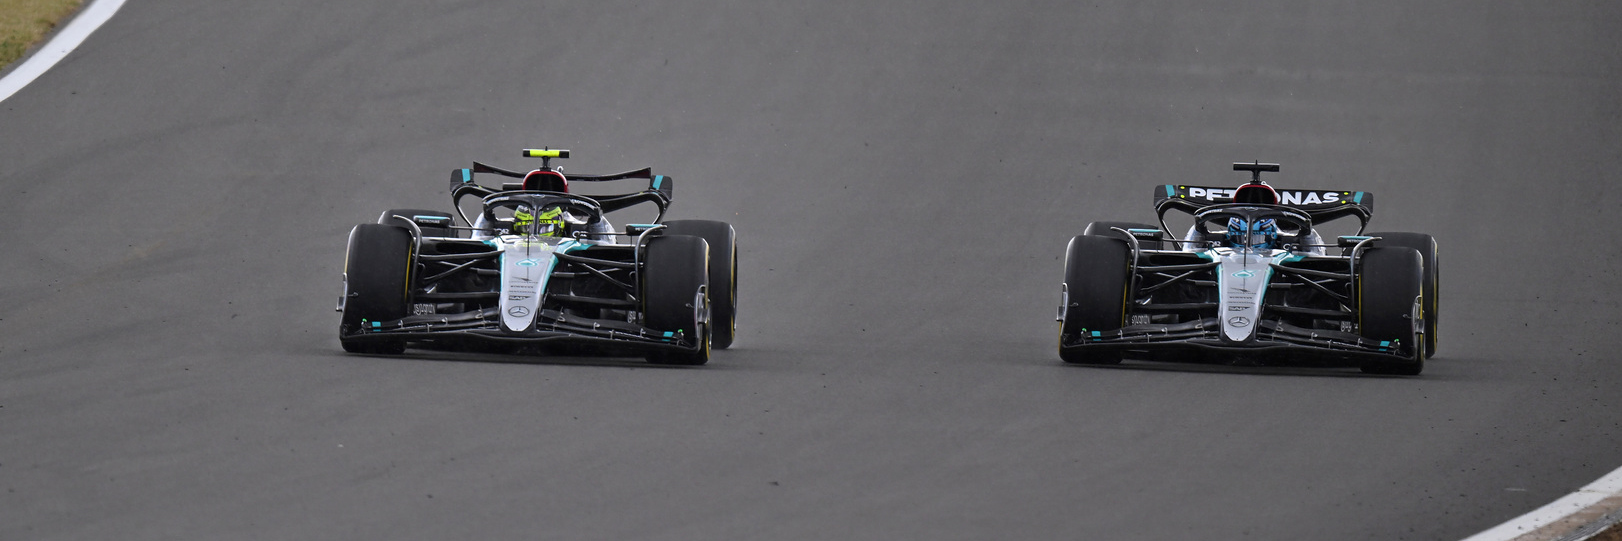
1463,466,1622,541
0,0,128,103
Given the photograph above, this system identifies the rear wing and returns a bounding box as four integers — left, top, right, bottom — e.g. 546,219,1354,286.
1154,184,1374,230
448,163,675,225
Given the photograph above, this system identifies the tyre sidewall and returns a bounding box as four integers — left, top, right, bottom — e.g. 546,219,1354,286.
1357,246,1423,357
661,220,736,349
1365,232,1438,357
1062,235,1131,335
641,234,711,364
1059,235,1131,364
340,223,414,353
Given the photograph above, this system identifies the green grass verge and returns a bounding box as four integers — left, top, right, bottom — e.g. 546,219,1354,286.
0,0,85,71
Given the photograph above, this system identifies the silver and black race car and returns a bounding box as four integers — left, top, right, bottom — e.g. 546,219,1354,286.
1057,162,1438,375
338,149,737,365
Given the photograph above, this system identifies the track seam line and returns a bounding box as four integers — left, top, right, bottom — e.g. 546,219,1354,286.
0,0,128,103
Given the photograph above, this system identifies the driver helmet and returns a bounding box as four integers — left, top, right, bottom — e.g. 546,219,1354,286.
512,205,565,236
1226,217,1279,250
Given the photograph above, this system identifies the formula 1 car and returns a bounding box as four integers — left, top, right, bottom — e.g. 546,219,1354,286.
338,149,737,365
1057,162,1439,375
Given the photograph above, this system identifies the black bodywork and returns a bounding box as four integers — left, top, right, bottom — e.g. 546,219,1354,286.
1059,177,1426,368
339,160,703,356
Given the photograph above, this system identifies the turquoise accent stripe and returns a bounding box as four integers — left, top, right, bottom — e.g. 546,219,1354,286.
1164,185,1175,197
371,321,381,328
1090,331,1101,337
460,169,472,183
653,175,665,190
1353,192,1365,204
662,331,674,338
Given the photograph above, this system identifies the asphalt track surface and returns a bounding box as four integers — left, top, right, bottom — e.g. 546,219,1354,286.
2,1,1619,540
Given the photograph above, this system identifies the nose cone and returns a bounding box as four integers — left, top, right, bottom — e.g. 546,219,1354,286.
500,239,557,333
1218,255,1267,343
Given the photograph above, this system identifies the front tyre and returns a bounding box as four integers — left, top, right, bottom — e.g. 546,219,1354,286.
1365,232,1438,358
339,224,414,354
662,220,737,349
641,234,711,366
1059,235,1131,365
1356,246,1424,375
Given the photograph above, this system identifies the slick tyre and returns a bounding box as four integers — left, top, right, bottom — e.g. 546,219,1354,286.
642,234,711,366
1356,246,1424,375
378,208,458,238
340,224,414,354
1059,235,1131,365
1365,232,1438,358
1084,221,1162,250
662,220,737,349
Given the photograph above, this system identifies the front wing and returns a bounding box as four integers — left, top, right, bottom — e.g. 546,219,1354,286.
339,307,705,354
1060,317,1419,365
